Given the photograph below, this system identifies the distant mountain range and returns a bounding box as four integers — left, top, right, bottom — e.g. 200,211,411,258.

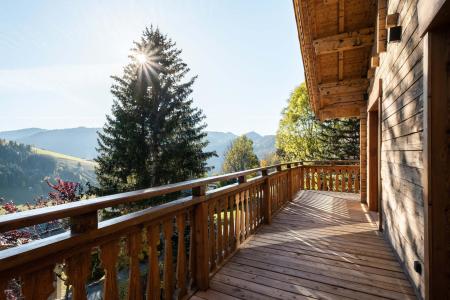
0,127,276,173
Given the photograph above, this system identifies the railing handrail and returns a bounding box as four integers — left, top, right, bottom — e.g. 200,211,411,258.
0,175,269,274
302,159,359,164
0,162,300,233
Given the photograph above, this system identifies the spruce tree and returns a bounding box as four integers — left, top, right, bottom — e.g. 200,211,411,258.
96,27,215,195
316,119,359,160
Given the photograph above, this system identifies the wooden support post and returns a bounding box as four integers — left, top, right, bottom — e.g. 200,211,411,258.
262,169,272,224
368,109,379,211
70,211,98,234
287,164,293,201
377,0,387,53
360,106,368,204
385,13,399,28
299,162,304,190
192,185,209,290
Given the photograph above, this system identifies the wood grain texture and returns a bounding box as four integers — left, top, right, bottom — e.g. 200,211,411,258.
100,240,120,299
193,190,415,300
147,224,160,300
66,251,91,300
22,267,55,300
127,231,142,300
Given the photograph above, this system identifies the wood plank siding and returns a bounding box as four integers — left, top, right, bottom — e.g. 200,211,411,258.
193,190,415,300
367,0,425,297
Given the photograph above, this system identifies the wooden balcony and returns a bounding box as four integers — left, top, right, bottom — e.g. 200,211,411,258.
0,161,415,299
193,190,415,300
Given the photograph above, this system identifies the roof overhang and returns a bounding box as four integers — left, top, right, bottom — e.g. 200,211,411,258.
293,0,377,120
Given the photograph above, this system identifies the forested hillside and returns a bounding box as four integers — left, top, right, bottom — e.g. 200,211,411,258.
0,140,96,204
0,127,100,159
0,128,276,173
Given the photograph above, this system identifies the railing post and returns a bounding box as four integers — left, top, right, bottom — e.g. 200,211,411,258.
192,185,209,290
287,163,293,201
70,211,98,234
262,169,272,224
299,162,304,191
237,175,246,246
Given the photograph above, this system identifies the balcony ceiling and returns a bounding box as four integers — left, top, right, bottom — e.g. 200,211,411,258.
293,0,377,120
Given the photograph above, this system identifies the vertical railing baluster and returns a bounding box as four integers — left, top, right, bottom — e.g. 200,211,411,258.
163,219,174,299
223,196,229,258
229,195,235,252
240,190,246,241
128,230,142,300
100,240,120,299
335,168,339,191
176,213,187,299
317,167,322,191
217,199,223,265
249,186,254,234
188,210,195,289
148,223,161,300
245,189,250,238
208,200,216,272
235,193,241,248
22,266,55,299
67,251,91,300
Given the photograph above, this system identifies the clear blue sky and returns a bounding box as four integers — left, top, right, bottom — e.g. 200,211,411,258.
0,1,304,135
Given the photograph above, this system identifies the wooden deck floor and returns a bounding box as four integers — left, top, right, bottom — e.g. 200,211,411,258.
191,190,416,300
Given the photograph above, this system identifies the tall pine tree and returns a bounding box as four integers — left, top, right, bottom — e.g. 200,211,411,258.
96,27,215,195
316,119,359,160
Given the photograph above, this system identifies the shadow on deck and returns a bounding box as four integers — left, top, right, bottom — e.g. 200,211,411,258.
192,190,416,300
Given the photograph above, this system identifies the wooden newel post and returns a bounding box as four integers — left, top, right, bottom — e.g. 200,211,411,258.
299,162,304,191
192,185,209,290
262,169,272,224
287,163,293,201
238,175,246,184
70,211,98,234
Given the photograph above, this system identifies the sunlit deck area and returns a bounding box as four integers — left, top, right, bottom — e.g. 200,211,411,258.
192,190,415,300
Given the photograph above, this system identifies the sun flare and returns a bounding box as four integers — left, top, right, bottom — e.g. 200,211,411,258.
135,53,148,64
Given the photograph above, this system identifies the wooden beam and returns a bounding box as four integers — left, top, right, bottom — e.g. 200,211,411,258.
386,13,399,28
367,68,375,79
313,27,374,55
318,78,369,96
371,55,380,68
318,102,365,120
377,0,387,53
321,94,364,106
338,0,345,32
338,0,345,81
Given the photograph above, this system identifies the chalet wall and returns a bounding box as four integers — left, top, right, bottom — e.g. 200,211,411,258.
368,0,425,298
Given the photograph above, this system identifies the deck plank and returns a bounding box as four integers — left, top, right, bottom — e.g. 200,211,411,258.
192,190,416,300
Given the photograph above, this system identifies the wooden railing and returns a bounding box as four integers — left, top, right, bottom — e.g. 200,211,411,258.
0,161,358,299
300,160,360,193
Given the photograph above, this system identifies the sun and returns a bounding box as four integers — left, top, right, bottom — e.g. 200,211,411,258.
135,53,148,64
